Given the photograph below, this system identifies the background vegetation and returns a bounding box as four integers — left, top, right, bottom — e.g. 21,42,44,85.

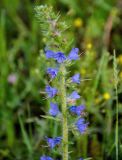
0,0,122,159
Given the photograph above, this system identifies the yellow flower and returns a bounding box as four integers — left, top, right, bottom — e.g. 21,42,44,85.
119,71,122,79
80,68,86,76
74,18,83,28
117,55,122,65
86,43,92,49
103,92,111,100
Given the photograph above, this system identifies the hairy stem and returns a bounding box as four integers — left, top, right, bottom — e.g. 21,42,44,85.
113,51,119,160
60,64,68,160
115,84,118,160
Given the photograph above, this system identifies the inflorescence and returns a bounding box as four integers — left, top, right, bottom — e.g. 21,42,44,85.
40,48,88,160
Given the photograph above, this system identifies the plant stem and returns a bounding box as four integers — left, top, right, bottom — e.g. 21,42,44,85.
115,84,118,160
60,64,68,160
113,51,119,160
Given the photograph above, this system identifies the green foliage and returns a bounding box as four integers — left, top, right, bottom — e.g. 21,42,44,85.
19,115,33,154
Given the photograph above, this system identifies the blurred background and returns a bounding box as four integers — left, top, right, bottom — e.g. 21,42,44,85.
0,0,122,160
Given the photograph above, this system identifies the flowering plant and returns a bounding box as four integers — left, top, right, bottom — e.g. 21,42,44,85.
35,5,89,160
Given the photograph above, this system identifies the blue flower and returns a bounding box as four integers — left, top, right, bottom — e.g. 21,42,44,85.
75,118,88,134
68,48,79,60
69,105,85,116
46,138,55,149
69,91,80,100
79,158,83,160
71,73,80,84
40,156,53,160
54,52,66,63
47,68,58,79
46,137,62,149
69,106,77,114
49,102,60,117
76,105,85,116
45,85,58,98
76,118,85,125
45,50,55,59
45,50,67,63
54,137,62,145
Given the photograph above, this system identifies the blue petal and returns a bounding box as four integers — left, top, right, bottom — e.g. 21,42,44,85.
45,85,58,98
46,137,62,149
75,118,88,134
69,91,80,99
46,137,55,149
76,105,85,116
76,118,85,125
45,50,55,59
40,156,53,160
49,102,60,117
71,73,80,84
79,158,84,160
69,106,77,114
54,52,67,63
68,48,79,60
47,68,58,79
54,137,62,145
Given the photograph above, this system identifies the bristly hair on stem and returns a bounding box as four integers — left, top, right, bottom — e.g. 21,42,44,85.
34,5,69,51
113,50,119,160
59,64,68,160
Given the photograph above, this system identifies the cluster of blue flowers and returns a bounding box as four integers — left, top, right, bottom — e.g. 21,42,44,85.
45,48,79,62
40,48,88,160
68,73,88,134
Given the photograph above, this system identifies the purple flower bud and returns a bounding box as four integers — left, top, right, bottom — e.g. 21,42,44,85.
76,105,85,116
45,85,58,98
49,102,60,117
75,118,88,134
47,68,58,79
69,91,80,100
68,48,79,60
54,52,66,63
8,73,17,84
45,50,55,59
71,74,80,84
45,137,62,149
40,156,53,160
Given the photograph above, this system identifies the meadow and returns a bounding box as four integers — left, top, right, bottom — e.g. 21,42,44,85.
0,0,122,160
